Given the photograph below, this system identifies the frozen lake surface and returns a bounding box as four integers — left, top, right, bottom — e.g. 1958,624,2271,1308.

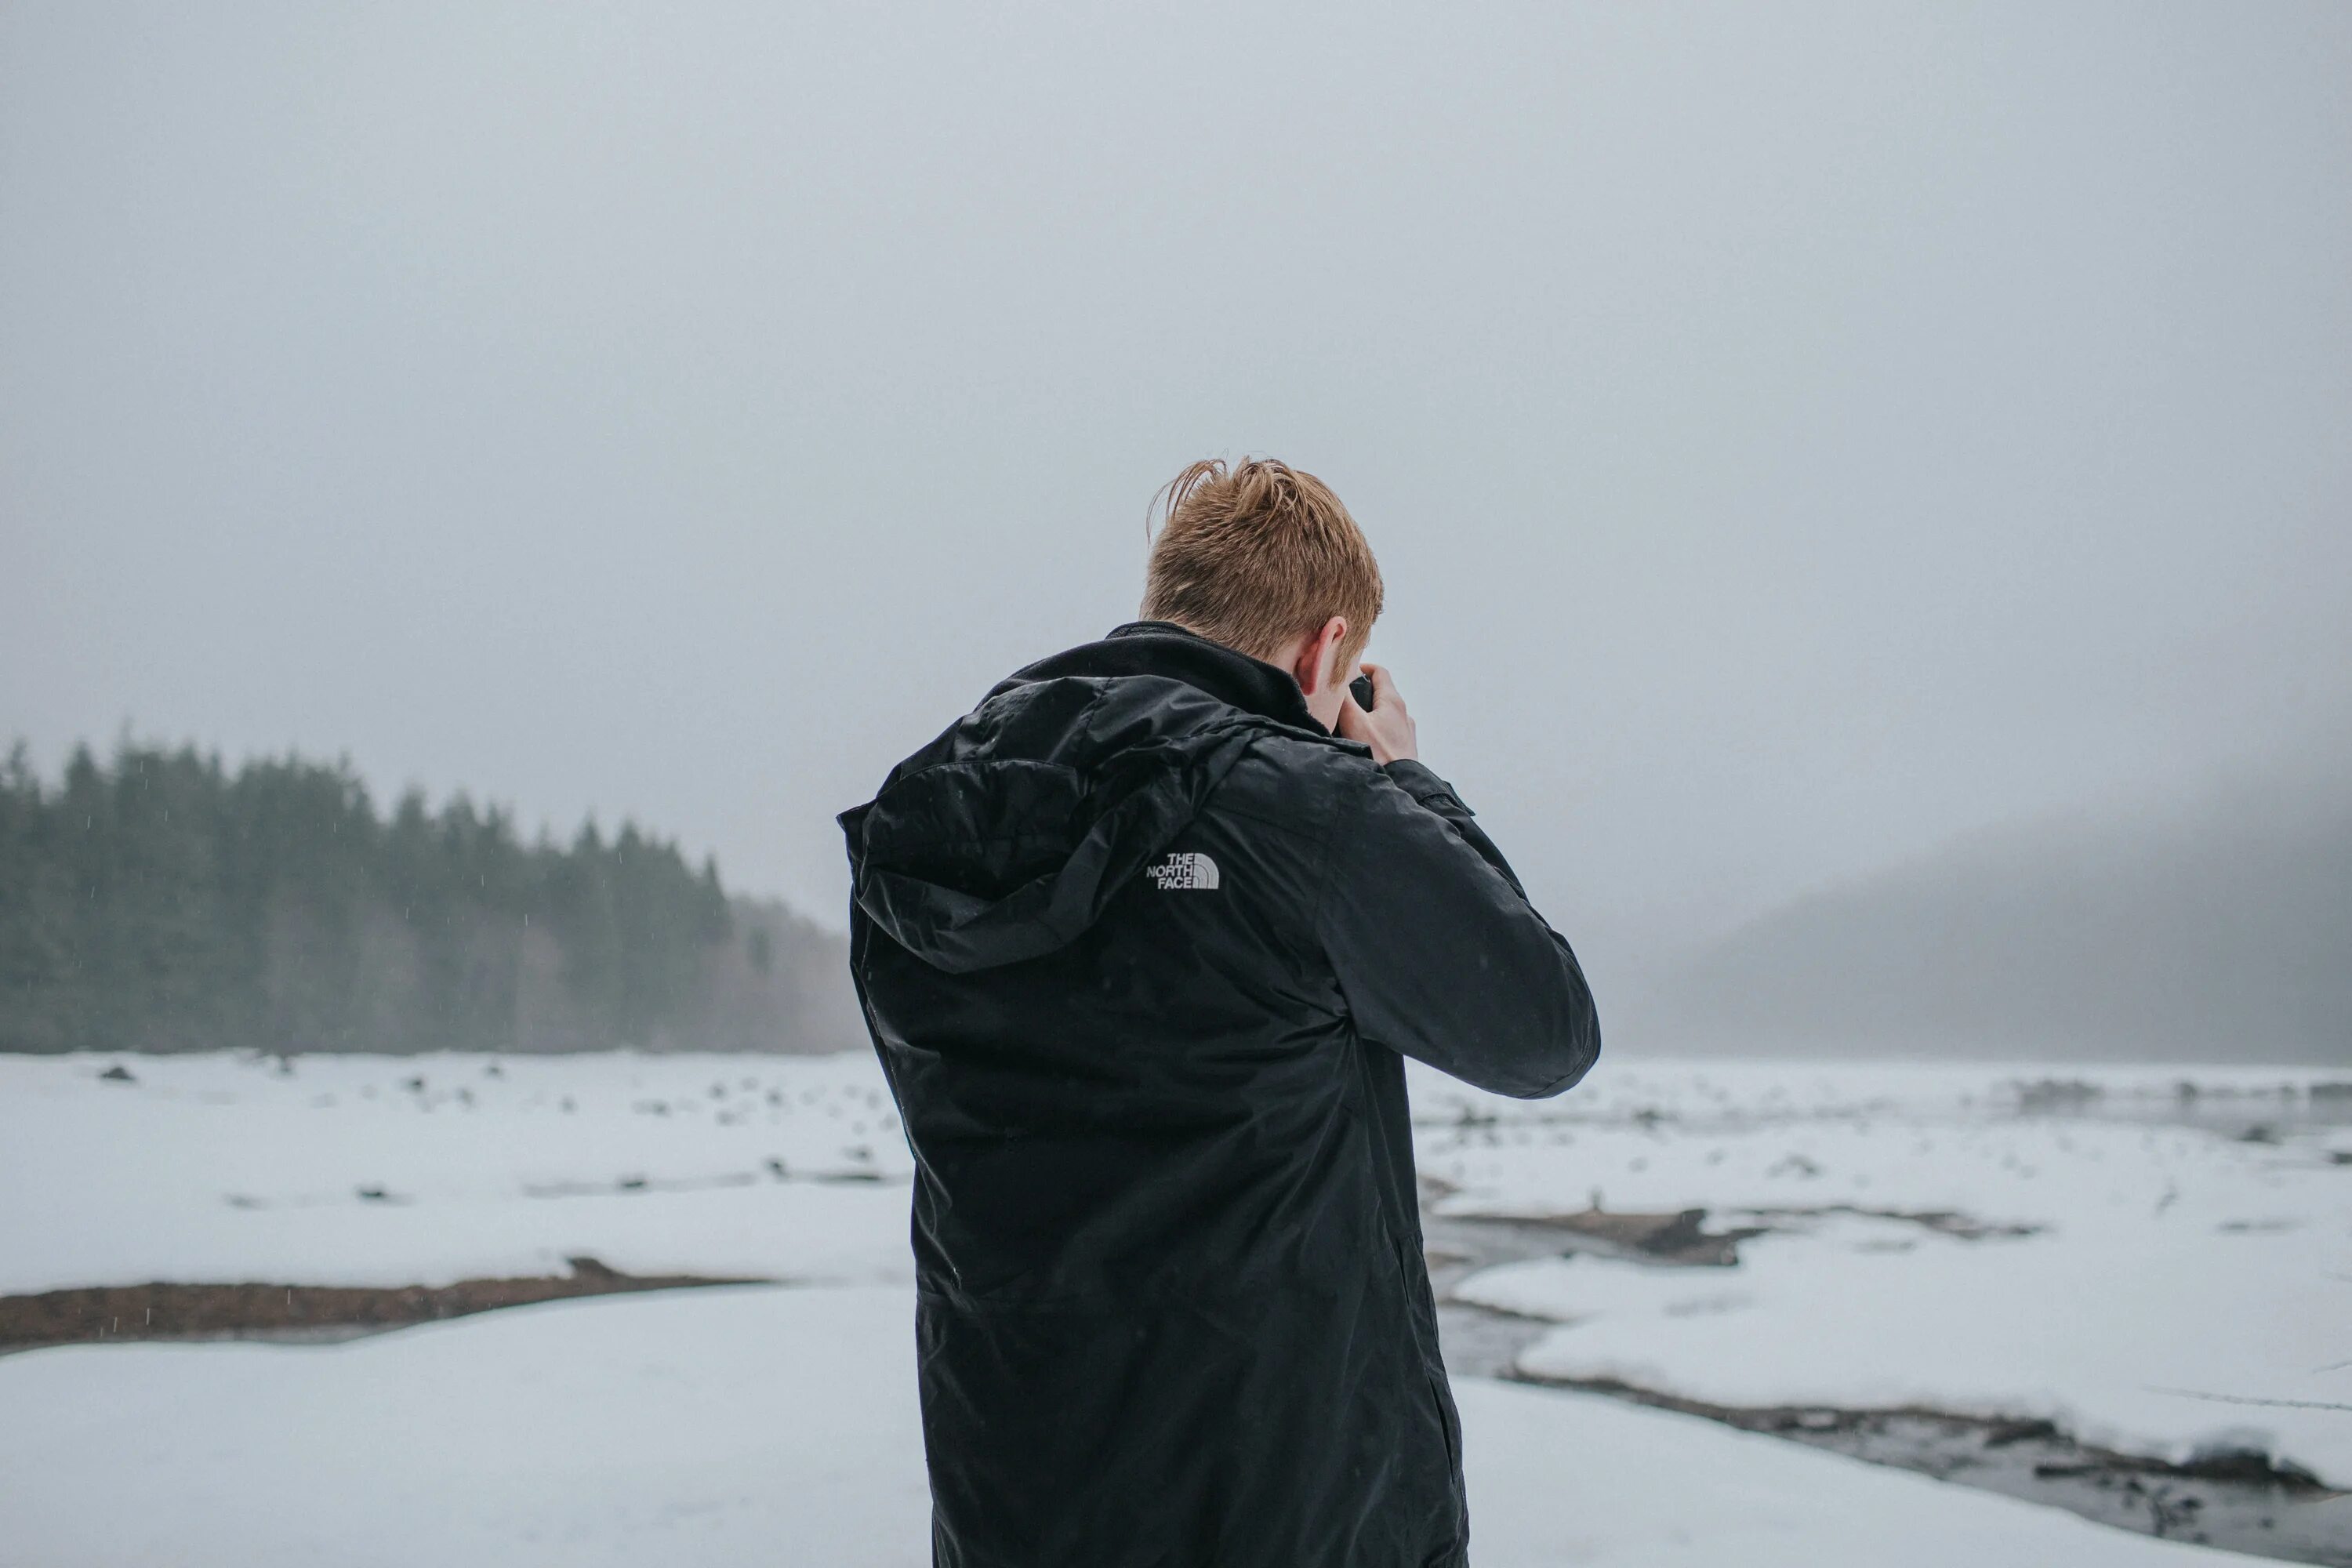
2,1049,2344,1564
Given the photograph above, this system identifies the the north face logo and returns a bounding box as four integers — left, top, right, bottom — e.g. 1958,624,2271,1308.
1146,851,1221,891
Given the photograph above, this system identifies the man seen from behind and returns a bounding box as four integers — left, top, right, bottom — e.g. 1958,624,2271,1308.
837,456,1602,1568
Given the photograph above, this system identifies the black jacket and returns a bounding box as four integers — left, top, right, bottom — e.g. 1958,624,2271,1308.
838,621,1600,1568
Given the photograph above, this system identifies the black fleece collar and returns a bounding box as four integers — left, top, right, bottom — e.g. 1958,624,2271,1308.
999,619,1327,734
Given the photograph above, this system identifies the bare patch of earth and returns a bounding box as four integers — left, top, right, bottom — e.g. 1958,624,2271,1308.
0,1255,771,1354
1421,1198,2038,1272
1421,1203,1769,1268
1733,1203,2041,1241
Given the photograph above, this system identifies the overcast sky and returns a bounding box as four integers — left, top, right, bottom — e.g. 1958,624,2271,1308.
5,2,2347,998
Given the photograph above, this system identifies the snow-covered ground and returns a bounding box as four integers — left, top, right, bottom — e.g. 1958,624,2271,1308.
1412,1060,2352,1490
0,1050,913,1294
0,1279,2273,1566
1,1048,2341,1565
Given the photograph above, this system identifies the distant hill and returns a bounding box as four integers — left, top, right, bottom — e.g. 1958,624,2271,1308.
1636,771,2352,1063
0,739,863,1056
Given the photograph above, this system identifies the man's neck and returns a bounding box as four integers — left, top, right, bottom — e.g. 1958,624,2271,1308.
991,621,1327,733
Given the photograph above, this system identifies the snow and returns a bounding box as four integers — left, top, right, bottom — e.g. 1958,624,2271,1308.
0,1050,914,1294
1410,1059,2352,1488
0,1279,2270,1567
0,1048,2338,1562
2,1286,933,1568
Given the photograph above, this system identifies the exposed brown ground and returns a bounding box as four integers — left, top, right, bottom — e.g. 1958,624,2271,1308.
0,1255,770,1352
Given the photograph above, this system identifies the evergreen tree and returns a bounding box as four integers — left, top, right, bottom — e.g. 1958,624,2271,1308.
0,739,753,1055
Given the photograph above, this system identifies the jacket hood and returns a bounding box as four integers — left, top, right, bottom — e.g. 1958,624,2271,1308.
838,622,1334,973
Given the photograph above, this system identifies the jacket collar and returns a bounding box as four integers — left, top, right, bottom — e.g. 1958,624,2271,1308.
996,620,1327,734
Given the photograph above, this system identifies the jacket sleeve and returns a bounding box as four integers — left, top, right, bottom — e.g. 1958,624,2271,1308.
1316,757,1601,1099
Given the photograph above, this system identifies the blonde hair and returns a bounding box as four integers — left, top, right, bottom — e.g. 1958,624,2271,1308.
1140,457,1384,674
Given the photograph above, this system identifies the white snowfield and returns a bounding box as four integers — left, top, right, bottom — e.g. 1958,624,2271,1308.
1410,1059,2352,1491
0,1285,2266,1568
0,1050,917,1294
0,1049,2334,1566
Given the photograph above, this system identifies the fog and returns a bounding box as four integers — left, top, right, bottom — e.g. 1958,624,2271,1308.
1651,749,2352,1061
5,2,2347,1044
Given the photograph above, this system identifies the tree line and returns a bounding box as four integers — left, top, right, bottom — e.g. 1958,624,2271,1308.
0,739,853,1055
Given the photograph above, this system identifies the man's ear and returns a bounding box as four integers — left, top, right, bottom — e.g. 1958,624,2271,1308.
1290,615,1349,695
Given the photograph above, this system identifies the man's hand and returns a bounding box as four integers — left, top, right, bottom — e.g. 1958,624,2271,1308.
1336,662,1419,765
